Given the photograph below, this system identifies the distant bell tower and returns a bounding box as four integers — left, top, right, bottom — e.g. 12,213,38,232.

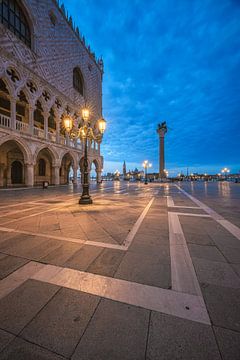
157,122,168,179
123,160,126,177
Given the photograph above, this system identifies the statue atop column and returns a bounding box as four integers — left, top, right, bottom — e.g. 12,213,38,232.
157,122,168,179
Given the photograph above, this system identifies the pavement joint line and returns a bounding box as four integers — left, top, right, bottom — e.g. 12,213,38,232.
168,211,203,297
122,197,155,248
0,261,210,325
166,195,200,209
175,185,240,241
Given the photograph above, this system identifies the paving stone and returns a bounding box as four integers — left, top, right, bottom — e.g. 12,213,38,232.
0,279,59,334
87,248,125,277
202,284,240,332
211,234,240,250
0,329,15,352
0,235,33,252
115,251,171,288
231,263,240,278
146,312,221,360
217,246,240,264
192,257,240,288
12,238,62,261
72,298,149,360
64,245,103,271
0,337,65,360
188,244,226,262
40,242,82,266
214,326,240,360
21,287,100,358
184,232,215,246
0,255,29,280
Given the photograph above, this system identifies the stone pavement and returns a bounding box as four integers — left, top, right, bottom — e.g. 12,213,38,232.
0,181,239,359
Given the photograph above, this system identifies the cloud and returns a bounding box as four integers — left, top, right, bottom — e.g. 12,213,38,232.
64,0,240,174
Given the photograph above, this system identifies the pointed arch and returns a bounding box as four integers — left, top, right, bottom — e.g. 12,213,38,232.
34,145,59,165
0,136,32,163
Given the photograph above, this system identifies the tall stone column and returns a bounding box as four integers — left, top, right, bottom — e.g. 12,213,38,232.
73,167,78,184
25,164,34,186
56,116,60,143
10,97,17,130
44,110,49,139
97,170,102,184
53,165,60,185
0,164,4,187
28,105,34,135
156,122,168,179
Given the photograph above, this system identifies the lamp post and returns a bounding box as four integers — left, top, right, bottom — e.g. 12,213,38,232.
142,160,152,184
63,107,106,205
221,167,230,180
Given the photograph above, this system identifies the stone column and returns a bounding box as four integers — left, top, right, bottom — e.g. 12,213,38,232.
44,111,49,139
10,97,17,130
25,164,34,186
0,164,4,187
97,170,102,184
56,117,60,143
28,105,34,135
73,166,78,184
156,123,167,179
53,165,60,185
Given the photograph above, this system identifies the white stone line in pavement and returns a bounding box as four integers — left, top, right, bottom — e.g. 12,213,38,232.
0,205,46,218
0,185,118,210
176,185,240,241
166,195,200,209
0,226,85,244
29,263,210,325
0,261,45,299
174,212,211,218
0,188,122,226
168,212,203,297
0,226,125,250
122,197,155,248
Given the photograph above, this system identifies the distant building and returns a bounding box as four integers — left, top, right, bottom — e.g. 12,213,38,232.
0,0,104,187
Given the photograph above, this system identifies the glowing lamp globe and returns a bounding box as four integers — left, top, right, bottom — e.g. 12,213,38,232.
82,108,90,121
63,116,73,132
98,117,106,134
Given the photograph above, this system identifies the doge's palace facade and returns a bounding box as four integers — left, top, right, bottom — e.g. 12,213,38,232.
0,0,104,187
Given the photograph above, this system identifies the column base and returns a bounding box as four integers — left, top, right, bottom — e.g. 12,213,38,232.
79,195,93,205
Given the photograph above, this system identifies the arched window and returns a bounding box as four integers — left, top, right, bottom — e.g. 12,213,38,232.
38,158,46,176
73,67,84,96
34,101,44,129
0,0,31,48
48,108,56,130
0,79,11,118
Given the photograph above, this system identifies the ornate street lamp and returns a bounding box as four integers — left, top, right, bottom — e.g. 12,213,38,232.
63,107,106,204
142,160,152,184
221,167,230,180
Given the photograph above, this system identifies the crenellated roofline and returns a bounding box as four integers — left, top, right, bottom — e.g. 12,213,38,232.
52,0,104,74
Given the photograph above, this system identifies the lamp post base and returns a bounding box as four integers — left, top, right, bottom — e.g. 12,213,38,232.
79,195,93,205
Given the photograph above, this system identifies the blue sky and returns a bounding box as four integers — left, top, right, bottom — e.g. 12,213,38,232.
64,0,240,175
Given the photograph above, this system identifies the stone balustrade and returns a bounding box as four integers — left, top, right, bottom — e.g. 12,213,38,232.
0,114,11,128
0,113,86,151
